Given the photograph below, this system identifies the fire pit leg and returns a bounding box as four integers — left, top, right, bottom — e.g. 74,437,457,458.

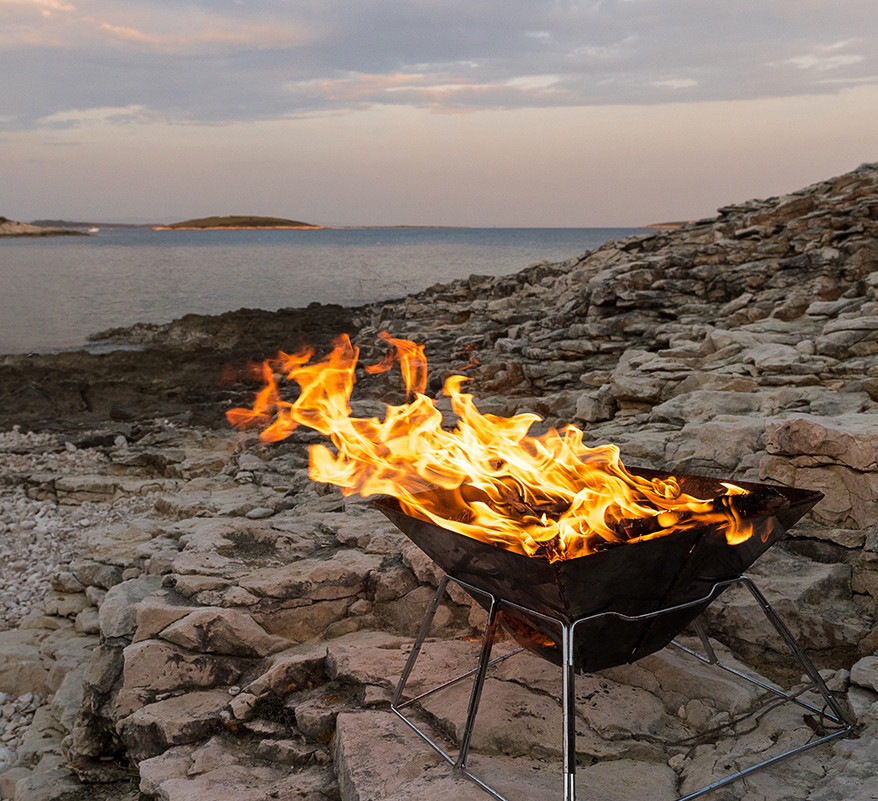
739,576,853,727
456,598,500,770
391,574,522,801
561,622,577,801
392,575,453,709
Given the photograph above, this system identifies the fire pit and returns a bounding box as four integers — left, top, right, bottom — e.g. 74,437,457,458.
376,470,821,673
227,333,854,800
378,477,852,801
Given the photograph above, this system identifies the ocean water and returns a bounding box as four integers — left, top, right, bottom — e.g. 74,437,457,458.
0,226,643,354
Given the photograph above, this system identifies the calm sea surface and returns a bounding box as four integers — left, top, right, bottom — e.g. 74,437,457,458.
0,227,642,354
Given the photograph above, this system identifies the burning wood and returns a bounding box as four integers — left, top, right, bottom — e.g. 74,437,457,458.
615,486,789,541
227,332,769,561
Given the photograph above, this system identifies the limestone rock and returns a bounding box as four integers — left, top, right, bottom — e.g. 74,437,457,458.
116,640,254,716
99,575,163,639
0,630,51,698
767,414,878,472
334,710,488,801
851,655,878,693
139,739,337,801
244,643,328,697
118,690,230,760
159,607,290,657
239,549,383,601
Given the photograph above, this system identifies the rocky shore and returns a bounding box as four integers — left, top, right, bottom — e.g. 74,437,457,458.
1,162,878,800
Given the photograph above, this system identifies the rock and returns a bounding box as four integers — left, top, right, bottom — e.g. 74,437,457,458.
116,640,254,716
98,575,163,639
244,506,275,519
701,548,871,665
161,763,337,801
0,630,50,698
851,655,878,693
294,696,339,741
118,690,230,760
759,455,878,529
6,767,82,801
73,606,100,635
244,643,327,697
158,607,290,657
669,417,765,474
50,665,85,732
239,549,383,601
0,766,31,800
15,707,64,767
42,591,89,619
649,390,761,425
132,590,199,642
610,350,681,407
254,738,319,766
574,386,617,423
400,545,444,586
334,710,488,801
254,597,354,642
767,415,878,472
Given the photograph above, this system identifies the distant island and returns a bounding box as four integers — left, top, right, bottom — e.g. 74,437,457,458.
153,215,323,230
29,219,153,230
0,216,89,237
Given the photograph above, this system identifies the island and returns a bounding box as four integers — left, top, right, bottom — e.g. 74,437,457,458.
0,216,89,237
153,215,323,230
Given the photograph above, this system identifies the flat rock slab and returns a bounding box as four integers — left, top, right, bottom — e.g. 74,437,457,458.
240,549,385,601
326,630,481,693
139,736,338,801
334,710,679,801
334,709,502,801
119,689,231,760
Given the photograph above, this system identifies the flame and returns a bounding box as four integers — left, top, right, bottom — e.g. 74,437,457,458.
227,332,755,561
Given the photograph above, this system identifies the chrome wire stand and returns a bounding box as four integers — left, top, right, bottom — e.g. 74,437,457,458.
391,574,854,801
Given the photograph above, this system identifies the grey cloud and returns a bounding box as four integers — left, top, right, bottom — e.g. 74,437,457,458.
1,0,876,131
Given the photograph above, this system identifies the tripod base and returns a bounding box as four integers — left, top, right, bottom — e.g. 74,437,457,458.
391,574,854,801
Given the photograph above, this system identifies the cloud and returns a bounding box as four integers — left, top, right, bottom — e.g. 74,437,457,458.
290,71,568,112
0,0,76,12
784,40,865,72
1,0,876,131
36,104,169,129
96,19,313,53
651,79,699,90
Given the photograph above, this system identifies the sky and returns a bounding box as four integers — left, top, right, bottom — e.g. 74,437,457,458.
1,0,877,226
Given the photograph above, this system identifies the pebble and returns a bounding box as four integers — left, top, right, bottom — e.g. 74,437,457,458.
245,507,275,520
0,429,158,630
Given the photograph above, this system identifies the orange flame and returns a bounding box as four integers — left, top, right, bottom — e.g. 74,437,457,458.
227,333,753,561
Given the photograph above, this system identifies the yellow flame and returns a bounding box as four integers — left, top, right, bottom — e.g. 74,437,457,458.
228,333,753,560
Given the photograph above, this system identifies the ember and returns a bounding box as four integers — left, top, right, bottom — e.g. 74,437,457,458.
227,333,762,561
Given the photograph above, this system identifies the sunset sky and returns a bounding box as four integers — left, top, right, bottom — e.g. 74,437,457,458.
1,0,876,226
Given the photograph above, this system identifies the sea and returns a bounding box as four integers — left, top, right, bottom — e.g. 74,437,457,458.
0,226,644,354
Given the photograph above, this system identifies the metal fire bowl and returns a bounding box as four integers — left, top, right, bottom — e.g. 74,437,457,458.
375,469,822,673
